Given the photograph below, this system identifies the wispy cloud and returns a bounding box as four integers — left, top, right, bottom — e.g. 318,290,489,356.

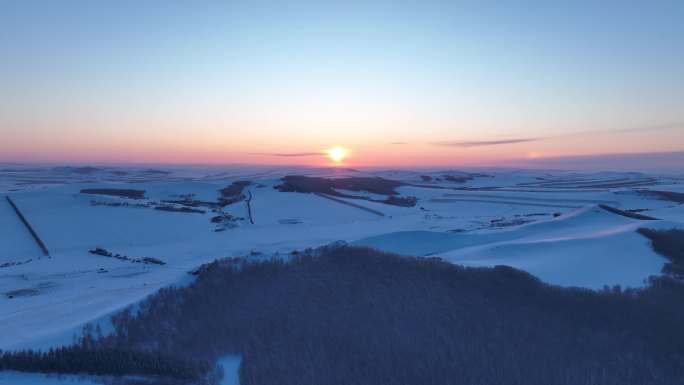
432,138,540,147
617,122,684,133
389,141,407,145
432,122,684,148
266,152,323,157
560,122,684,137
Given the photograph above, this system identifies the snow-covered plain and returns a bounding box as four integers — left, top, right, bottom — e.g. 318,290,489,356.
1,164,683,383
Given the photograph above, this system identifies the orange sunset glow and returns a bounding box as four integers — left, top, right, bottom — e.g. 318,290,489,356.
2,3,684,382
0,1,682,169
326,147,349,163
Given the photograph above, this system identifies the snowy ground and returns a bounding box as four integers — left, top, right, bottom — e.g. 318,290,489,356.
1,164,683,382
0,371,102,385
217,356,241,385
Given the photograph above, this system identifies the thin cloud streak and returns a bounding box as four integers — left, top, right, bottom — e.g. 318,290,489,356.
617,122,684,133
433,122,684,148
265,152,324,157
432,138,540,147
559,122,684,137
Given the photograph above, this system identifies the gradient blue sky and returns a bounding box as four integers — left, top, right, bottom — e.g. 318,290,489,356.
1,0,683,166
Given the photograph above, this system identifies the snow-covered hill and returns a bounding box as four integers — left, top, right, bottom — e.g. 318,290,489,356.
1,164,683,356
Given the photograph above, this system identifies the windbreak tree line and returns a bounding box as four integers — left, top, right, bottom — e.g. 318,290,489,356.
275,175,418,207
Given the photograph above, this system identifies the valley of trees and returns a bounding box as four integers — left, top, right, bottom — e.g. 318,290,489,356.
2,244,684,384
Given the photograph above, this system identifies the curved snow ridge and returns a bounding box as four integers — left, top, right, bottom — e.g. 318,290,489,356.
353,205,641,257
441,221,650,262
353,205,669,289
502,204,636,232
515,222,643,244
444,230,667,289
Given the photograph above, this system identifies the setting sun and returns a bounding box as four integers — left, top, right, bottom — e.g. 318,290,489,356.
326,147,349,163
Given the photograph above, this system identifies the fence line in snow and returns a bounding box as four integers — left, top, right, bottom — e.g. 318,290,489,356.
314,193,385,217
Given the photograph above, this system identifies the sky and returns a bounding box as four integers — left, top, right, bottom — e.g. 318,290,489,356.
1,0,683,168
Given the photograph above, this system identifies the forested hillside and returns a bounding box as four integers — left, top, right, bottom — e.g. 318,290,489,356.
3,246,684,384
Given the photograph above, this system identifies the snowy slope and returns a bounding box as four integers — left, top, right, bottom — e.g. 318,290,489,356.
0,165,682,357
354,206,676,289
0,371,102,385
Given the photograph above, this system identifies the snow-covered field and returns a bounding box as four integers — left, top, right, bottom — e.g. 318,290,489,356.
0,371,102,385
1,164,683,383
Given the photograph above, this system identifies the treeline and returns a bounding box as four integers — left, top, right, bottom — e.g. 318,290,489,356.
89,248,165,265
154,205,206,214
80,189,146,199
219,180,252,198
275,175,418,207
639,190,684,203
161,181,252,210
219,180,252,205
5,196,50,256
0,345,214,383
638,227,684,277
3,245,684,384
443,174,473,183
275,175,406,196
598,204,658,220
